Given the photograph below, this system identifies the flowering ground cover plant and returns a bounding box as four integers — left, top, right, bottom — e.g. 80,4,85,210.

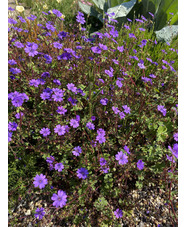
8,8,178,226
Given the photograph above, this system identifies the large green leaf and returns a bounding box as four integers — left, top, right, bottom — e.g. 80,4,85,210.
110,0,132,8
141,0,178,30
107,0,137,19
91,0,106,10
78,1,104,22
154,0,178,30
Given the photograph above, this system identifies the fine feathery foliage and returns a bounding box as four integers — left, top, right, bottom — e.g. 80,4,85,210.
8,7,178,226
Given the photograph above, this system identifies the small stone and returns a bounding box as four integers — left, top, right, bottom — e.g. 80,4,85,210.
138,221,145,227
25,210,31,216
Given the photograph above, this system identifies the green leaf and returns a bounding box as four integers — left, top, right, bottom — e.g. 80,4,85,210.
141,0,178,30
78,2,103,22
107,0,137,20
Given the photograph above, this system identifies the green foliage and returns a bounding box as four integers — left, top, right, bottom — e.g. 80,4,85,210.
141,0,178,30
79,0,137,23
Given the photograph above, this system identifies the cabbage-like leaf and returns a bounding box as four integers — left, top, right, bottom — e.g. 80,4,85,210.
78,1,103,22
154,25,178,42
91,0,106,10
141,0,178,30
107,0,136,19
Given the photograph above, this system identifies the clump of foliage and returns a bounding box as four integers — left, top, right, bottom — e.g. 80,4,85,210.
8,8,178,226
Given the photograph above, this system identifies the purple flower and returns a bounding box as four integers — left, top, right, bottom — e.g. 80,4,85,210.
98,43,108,50
67,83,77,93
53,42,63,49
149,74,156,78
117,46,124,52
68,97,77,105
86,122,95,130
70,119,79,128
115,151,128,165
58,31,67,40
91,46,102,54
54,125,66,136
141,39,147,46
124,145,130,154
122,105,131,114
55,163,64,172
124,24,130,30
112,59,119,65
46,156,55,164
57,52,72,60
148,12,154,18
116,80,123,88
77,168,89,179
141,15,147,21
41,72,50,78
27,14,37,21
9,68,21,74
52,9,63,17
76,115,81,122
166,155,175,163
40,128,51,137
72,146,82,156
157,105,167,116
53,79,61,85
8,59,17,65
15,112,24,119
8,7,15,11
96,128,106,144
129,33,136,39
173,143,178,159
138,63,146,69
46,23,56,32
127,18,132,22
57,106,67,115
8,18,17,24
33,174,48,189
29,79,41,87
35,208,45,220
91,116,96,121
110,28,118,38
119,111,125,119
173,132,178,142
101,166,109,173
141,77,152,84
168,144,178,159
112,106,120,114
51,190,67,208
100,98,108,106
97,128,105,136
114,209,123,218
44,54,52,64
76,11,86,24
52,92,63,102
105,67,114,77
8,131,13,142
40,92,51,100
146,57,152,63
137,159,144,170
139,27,146,31
24,43,38,57
100,158,107,166
11,95,24,107
96,134,106,143
8,122,18,131
18,16,26,23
